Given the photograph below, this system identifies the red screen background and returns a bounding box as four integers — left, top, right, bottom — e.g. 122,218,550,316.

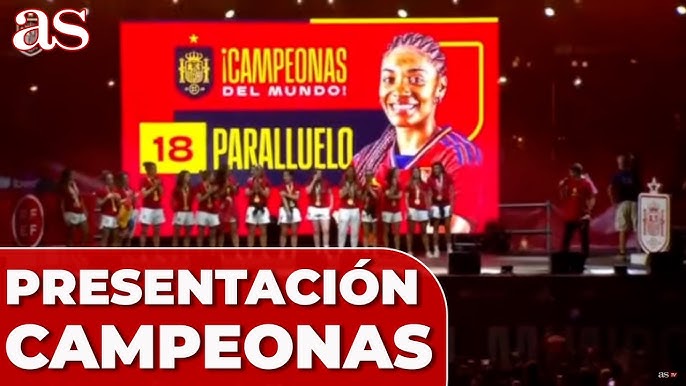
121,19,499,236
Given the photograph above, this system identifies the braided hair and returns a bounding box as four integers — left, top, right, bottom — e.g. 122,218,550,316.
354,32,447,182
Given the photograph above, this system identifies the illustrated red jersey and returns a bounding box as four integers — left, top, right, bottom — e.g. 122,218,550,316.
560,177,594,221
406,181,430,210
61,182,84,213
172,186,193,212
140,176,162,209
196,182,218,213
307,179,331,208
354,127,483,225
96,187,120,216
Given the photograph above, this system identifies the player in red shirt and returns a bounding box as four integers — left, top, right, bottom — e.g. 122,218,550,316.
216,166,240,248
360,170,381,247
278,171,301,247
116,172,137,247
58,169,89,246
337,166,362,247
196,170,220,247
96,171,121,247
382,168,403,250
171,170,194,247
405,167,431,257
353,32,482,236
246,165,271,247
427,162,455,257
139,162,165,247
559,163,596,258
305,170,333,248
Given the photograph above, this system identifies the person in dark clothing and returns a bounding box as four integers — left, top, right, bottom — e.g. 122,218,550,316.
608,154,641,255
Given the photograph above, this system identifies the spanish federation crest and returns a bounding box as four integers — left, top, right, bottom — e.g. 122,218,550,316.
16,12,42,57
637,177,671,253
176,47,213,98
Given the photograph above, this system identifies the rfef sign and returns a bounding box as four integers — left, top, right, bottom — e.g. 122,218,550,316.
637,177,671,253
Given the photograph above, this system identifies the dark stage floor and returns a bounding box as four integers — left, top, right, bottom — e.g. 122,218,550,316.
420,252,649,276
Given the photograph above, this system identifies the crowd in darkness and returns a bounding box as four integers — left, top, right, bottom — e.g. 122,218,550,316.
452,334,663,386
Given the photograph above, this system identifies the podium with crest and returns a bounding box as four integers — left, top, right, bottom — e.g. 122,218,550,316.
630,178,672,266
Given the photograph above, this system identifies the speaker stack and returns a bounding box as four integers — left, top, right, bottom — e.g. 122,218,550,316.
448,234,482,275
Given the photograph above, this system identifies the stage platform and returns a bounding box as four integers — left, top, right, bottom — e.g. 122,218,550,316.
421,253,649,276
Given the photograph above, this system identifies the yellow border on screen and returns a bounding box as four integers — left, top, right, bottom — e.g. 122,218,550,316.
439,41,485,141
309,18,499,24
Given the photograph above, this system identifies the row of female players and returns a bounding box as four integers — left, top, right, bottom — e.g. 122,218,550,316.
60,161,456,258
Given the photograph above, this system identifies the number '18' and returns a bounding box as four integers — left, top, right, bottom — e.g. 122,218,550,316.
153,136,193,162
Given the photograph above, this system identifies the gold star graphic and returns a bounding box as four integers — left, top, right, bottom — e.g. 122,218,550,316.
189,34,199,44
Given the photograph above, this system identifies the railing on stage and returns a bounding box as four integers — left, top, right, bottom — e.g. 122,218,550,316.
499,201,552,254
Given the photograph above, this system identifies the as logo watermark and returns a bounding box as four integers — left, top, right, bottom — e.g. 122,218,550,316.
13,9,89,57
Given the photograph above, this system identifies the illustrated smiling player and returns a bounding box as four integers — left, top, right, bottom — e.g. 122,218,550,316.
354,32,483,233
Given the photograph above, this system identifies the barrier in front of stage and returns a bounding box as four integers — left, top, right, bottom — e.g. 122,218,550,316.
499,201,553,254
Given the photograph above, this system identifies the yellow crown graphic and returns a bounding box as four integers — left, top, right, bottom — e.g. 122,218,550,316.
184,51,204,61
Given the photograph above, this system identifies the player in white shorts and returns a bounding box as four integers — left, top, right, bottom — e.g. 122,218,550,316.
278,171,302,247
338,166,362,247
245,165,271,247
216,166,240,247
96,171,122,247
405,167,431,258
360,170,381,247
428,162,455,257
171,170,195,247
196,170,220,247
139,162,165,247
306,170,333,248
381,168,403,250
59,169,89,246
115,172,138,247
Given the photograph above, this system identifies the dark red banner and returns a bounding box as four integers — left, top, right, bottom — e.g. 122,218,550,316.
0,248,447,385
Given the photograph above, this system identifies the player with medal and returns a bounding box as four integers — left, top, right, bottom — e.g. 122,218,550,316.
216,166,240,248
58,169,89,246
139,162,165,247
381,168,403,250
360,170,381,247
246,165,271,247
405,167,431,257
171,170,195,247
337,166,362,247
306,170,333,248
96,171,122,247
278,170,302,247
428,162,455,257
195,170,220,247
116,172,138,247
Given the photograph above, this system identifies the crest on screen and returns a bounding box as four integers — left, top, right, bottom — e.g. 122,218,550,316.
15,12,42,57
176,47,213,98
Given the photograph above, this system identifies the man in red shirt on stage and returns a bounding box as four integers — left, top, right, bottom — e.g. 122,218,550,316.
559,163,596,258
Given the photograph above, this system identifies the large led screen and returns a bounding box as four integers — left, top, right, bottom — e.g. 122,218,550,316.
121,18,499,235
